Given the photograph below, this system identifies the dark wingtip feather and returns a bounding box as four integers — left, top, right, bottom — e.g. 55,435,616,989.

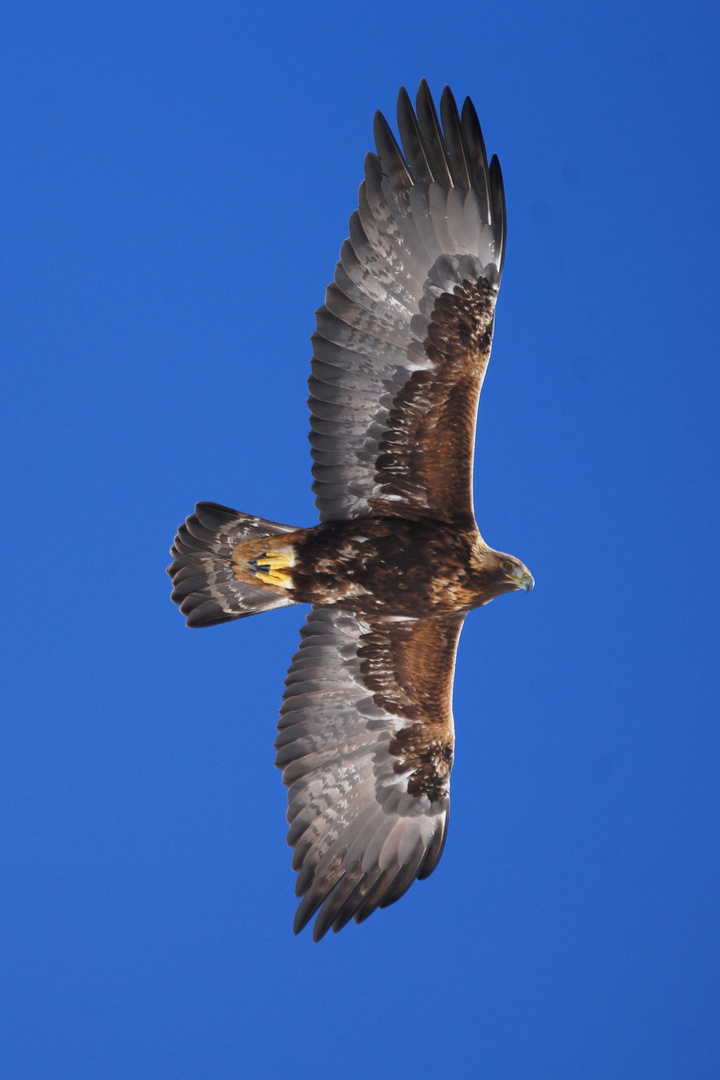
414,79,453,188
373,110,411,185
439,85,470,191
461,97,489,169
378,852,425,910
460,96,491,220
489,155,507,275
293,892,323,936
351,866,399,925
417,815,449,880
396,85,432,186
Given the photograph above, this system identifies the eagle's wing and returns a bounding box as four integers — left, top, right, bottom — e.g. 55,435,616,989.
275,605,464,940
310,81,505,525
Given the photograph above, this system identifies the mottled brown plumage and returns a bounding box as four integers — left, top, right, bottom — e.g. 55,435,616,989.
370,275,496,523
236,517,528,616
168,82,533,939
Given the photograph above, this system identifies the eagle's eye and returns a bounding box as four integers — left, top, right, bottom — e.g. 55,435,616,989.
502,561,514,573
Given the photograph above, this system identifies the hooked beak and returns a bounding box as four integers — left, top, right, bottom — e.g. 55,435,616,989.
502,563,535,594
519,571,534,593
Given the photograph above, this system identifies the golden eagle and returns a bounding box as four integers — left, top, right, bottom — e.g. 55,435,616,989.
168,82,533,940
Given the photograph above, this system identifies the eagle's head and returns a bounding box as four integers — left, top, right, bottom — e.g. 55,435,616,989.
470,541,534,604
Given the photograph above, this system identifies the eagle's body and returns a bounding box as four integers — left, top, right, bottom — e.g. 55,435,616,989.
234,517,528,617
169,82,533,940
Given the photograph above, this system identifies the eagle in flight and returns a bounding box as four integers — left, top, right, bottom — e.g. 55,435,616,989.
168,82,533,940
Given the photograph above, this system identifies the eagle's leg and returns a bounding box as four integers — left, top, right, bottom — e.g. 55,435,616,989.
226,534,300,591
248,547,295,589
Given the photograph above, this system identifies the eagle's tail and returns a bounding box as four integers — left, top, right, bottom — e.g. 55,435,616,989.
168,501,301,627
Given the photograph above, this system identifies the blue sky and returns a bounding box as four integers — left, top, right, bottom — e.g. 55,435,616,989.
2,1,719,1077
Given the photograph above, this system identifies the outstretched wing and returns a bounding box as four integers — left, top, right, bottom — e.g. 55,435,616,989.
275,605,464,940
310,81,505,525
